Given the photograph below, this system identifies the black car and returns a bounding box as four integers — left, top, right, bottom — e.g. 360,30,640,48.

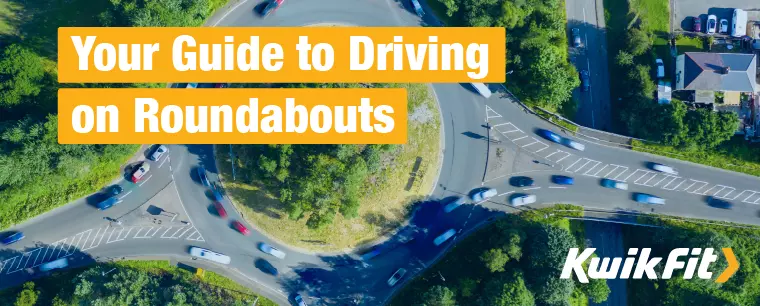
707,197,732,209
580,70,590,92
511,176,534,187
260,0,283,17
109,185,124,196
256,259,279,276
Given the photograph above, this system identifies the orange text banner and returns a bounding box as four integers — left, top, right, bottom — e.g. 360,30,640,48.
58,27,505,83
58,88,408,144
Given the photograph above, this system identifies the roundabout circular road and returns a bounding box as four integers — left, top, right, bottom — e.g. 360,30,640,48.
4,0,760,305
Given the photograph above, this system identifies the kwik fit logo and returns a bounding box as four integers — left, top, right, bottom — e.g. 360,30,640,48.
560,248,739,283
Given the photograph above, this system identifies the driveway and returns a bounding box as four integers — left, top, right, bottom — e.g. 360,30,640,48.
673,1,760,32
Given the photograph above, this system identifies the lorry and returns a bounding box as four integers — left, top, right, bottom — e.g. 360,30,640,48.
410,0,424,18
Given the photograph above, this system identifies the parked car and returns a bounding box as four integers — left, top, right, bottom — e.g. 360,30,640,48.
572,28,582,48
601,178,628,190
294,294,307,306
719,19,729,34
580,70,590,92
260,0,284,17
537,129,562,143
562,138,585,151
706,15,717,34
510,194,537,207
692,17,701,32
186,83,198,89
650,163,678,175
552,175,574,185
213,202,228,218
511,176,534,187
259,243,287,259
39,258,68,272
150,145,168,161
387,268,407,286
471,188,497,202
232,221,251,235
655,59,664,78
189,247,231,264
109,185,123,196
443,197,466,213
433,229,456,246
131,162,150,183
97,196,119,210
197,167,210,186
634,193,665,205
707,197,733,209
1,232,24,245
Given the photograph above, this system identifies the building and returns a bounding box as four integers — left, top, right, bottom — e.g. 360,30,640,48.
675,52,757,94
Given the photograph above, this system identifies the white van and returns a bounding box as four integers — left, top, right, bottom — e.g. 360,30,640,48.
471,83,492,98
731,9,747,38
190,247,231,264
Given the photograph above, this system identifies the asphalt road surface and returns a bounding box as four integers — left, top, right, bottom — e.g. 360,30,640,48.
3,1,760,306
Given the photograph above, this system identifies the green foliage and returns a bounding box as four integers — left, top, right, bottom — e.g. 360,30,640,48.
0,44,46,109
582,278,610,303
626,28,652,56
105,0,221,27
481,248,510,273
480,270,535,306
616,50,634,66
14,282,39,306
525,224,576,305
421,285,456,306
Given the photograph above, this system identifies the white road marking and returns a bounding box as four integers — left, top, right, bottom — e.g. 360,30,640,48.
662,178,685,191
485,105,502,119
548,186,567,189
523,187,541,191
493,122,521,134
118,190,132,200
513,136,528,141
497,191,515,197
158,157,168,168
138,175,152,187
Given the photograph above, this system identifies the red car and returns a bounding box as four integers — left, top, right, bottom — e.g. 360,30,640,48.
692,17,701,32
232,221,250,235
214,202,228,218
131,162,150,183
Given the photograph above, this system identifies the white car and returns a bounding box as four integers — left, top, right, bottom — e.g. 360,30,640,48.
190,247,231,264
706,15,717,34
719,19,728,34
186,82,198,89
443,197,466,213
40,258,69,272
471,188,497,202
258,243,287,259
601,179,628,190
150,145,168,161
562,139,585,151
651,163,678,175
510,194,536,207
433,229,456,246
387,268,407,286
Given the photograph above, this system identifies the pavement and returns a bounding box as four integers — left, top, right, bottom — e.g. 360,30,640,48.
3,1,760,306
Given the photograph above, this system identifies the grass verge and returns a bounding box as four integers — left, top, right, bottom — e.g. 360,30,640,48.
531,106,580,133
631,138,760,177
216,83,441,251
675,35,704,54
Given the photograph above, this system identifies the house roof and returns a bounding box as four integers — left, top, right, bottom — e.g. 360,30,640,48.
681,52,757,92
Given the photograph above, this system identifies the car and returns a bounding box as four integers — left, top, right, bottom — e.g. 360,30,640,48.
655,59,664,78
707,197,733,209
259,243,287,259
537,129,562,143
387,268,407,286
257,259,279,276
186,82,198,89
232,220,251,235
39,258,68,272
131,162,150,183
109,185,123,196
692,17,701,32
719,19,729,34
150,145,168,161
552,175,574,185
97,196,119,210
471,188,497,202
360,246,383,261
197,167,210,186
433,229,456,246
260,0,284,17
510,194,537,207
212,189,223,201
650,163,678,175
634,193,665,205
213,202,228,218
572,28,582,48
511,176,535,187
1,232,24,245
214,83,228,88
562,138,585,151
601,178,628,190
580,70,590,92
189,247,231,264
443,197,466,213
294,294,307,306
706,15,717,34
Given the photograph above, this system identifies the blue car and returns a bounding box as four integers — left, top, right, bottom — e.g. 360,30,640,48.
552,175,574,185
537,129,562,143
1,232,24,245
634,193,665,205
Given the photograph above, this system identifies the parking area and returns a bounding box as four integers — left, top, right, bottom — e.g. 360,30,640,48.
673,2,760,32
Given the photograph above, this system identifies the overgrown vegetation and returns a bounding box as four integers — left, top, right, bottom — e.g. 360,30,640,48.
623,217,760,305
0,260,275,306
435,0,579,112
390,205,610,306
0,0,227,229
218,83,440,250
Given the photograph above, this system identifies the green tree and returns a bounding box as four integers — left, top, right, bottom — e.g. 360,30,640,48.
482,248,511,272
626,28,652,56
14,282,39,306
439,0,459,17
458,278,478,298
480,271,535,306
626,64,656,99
616,50,634,66
524,224,576,304
583,278,611,303
421,285,456,306
683,109,738,149
0,44,46,108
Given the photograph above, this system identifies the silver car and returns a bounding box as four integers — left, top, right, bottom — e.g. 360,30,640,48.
40,258,69,272
601,179,628,190
387,268,407,286
443,197,466,213
651,163,678,175
471,188,497,202
562,138,585,151
150,145,168,161
259,243,287,259
510,194,536,207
